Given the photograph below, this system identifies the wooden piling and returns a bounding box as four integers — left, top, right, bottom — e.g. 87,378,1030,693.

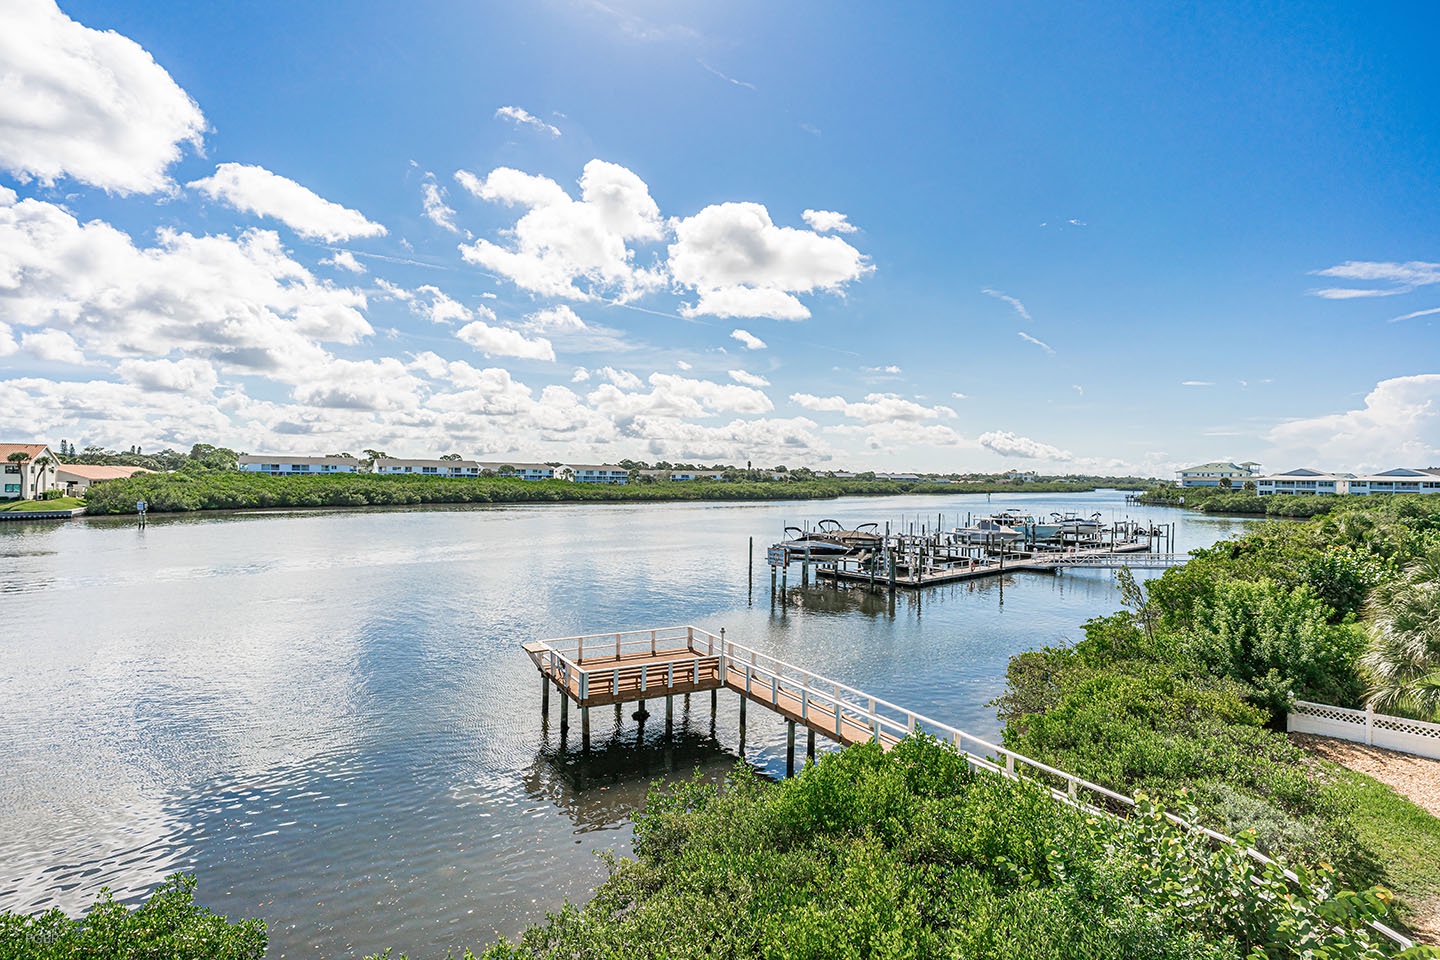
541,674,549,715
786,720,796,775
581,706,590,751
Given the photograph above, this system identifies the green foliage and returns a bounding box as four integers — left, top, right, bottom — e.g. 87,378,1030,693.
1185,579,1367,716
1362,549,1440,721
80,472,1116,515
0,874,266,960
461,738,1421,960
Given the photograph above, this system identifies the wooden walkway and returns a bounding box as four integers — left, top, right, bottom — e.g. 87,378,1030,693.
814,541,1176,588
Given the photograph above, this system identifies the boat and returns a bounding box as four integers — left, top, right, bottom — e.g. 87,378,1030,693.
954,517,1023,544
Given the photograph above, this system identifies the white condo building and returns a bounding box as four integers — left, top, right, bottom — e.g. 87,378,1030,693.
1177,461,1260,488
1254,467,1440,496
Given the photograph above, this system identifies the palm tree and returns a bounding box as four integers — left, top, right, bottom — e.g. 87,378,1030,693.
1361,549,1440,721
32,454,55,499
7,450,32,499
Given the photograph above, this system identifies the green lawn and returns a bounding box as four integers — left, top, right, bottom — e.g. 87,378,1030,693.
0,496,85,512
1325,761,1440,939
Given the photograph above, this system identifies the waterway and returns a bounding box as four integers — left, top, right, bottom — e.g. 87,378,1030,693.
0,490,1252,958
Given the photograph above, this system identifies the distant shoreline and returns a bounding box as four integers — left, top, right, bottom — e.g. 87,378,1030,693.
76,472,1146,516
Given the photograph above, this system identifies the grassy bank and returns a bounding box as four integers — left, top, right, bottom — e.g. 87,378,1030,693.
1136,484,1344,516
80,472,1119,515
0,496,85,512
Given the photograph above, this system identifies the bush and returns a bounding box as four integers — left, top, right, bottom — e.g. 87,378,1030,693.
0,874,266,960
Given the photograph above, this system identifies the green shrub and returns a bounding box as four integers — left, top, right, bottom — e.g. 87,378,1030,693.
0,874,265,960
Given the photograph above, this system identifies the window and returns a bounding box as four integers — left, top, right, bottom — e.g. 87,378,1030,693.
4,483,18,493
3,465,17,474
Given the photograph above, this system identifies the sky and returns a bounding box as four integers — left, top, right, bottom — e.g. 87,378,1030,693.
1,0,1438,476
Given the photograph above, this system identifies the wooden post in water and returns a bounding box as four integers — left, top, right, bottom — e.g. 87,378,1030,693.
786,720,796,776
560,695,569,735
581,706,591,751
748,536,754,603
807,727,816,761
738,694,748,750
541,674,550,715
665,695,674,738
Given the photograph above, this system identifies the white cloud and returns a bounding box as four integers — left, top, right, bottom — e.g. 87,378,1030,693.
1181,380,1215,387
801,209,858,234
456,159,663,300
0,193,370,379
321,250,366,273
0,0,205,194
951,392,968,400
597,367,643,389
413,285,482,325
590,372,773,419
729,369,770,387
983,288,1032,323
456,320,555,362
864,364,901,375
571,366,591,382
1017,331,1054,354
495,105,561,137
525,304,588,332
670,202,870,320
675,360,692,371
790,392,954,424
1265,374,1440,471
20,328,86,364
977,430,1072,461
421,177,459,233
188,163,387,242
730,328,767,350
115,357,218,394
1309,260,1440,299
1391,306,1440,323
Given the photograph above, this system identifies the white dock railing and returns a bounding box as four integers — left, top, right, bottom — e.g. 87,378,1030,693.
1289,699,1440,760
525,626,1416,951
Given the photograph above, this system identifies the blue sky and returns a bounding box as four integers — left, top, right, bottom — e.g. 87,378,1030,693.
2,1,1438,474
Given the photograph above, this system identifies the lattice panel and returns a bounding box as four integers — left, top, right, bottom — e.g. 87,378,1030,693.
1292,703,1365,725
1375,717,1440,740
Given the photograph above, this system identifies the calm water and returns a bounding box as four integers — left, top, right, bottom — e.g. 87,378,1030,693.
0,490,1251,958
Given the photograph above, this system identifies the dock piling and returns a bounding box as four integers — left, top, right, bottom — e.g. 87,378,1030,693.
807,727,816,761
581,706,590,751
786,720,796,776
541,674,549,715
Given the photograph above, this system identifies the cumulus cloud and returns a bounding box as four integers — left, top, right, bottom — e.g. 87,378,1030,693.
495,105,561,137
1266,374,1440,471
0,0,206,194
116,357,219,393
730,328,767,350
525,304,588,332
670,202,870,320
801,209,858,233
1018,331,1054,354
729,369,770,387
413,285,481,325
20,328,86,364
790,392,955,424
456,159,663,300
321,250,366,273
590,372,773,420
978,430,1072,461
1310,260,1440,299
0,193,370,379
188,163,387,241
456,320,555,362
983,288,1032,323
421,176,459,232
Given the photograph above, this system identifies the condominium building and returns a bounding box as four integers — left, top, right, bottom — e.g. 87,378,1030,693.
1177,461,1260,488
238,455,361,475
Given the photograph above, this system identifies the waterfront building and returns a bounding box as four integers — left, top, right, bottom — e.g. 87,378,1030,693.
568,464,630,484
637,469,727,481
0,443,60,499
238,455,361,476
475,462,574,481
1177,461,1260,487
1254,466,1440,496
371,459,574,480
1253,468,1346,496
55,464,151,495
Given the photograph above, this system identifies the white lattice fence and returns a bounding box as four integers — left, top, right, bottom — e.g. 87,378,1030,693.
1289,700,1440,760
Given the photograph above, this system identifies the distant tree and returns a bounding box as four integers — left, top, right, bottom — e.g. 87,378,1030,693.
332,451,355,459
1219,476,1234,490
362,449,388,470
440,453,463,461
187,443,238,472
498,464,516,475
773,465,787,473
1242,480,1257,494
